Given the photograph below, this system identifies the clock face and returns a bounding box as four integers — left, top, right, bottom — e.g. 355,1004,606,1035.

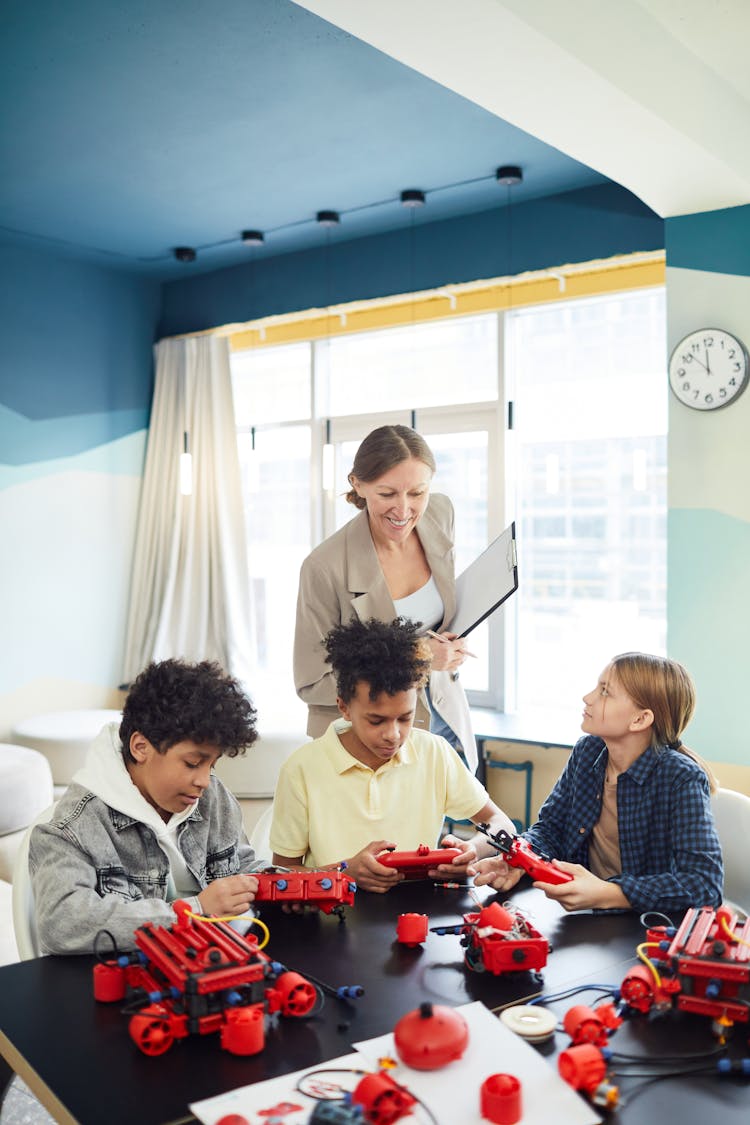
669,328,749,411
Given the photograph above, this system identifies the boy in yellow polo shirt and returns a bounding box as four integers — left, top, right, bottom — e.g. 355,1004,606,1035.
270,617,515,892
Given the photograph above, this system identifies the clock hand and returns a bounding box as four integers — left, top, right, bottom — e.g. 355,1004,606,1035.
705,349,711,375
689,353,708,373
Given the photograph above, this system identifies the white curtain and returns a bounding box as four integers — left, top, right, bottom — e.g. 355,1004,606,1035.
122,335,253,683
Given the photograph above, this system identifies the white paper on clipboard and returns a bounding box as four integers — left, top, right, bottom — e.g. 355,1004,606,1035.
449,521,518,637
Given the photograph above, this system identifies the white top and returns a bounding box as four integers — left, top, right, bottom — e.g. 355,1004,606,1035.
393,574,443,631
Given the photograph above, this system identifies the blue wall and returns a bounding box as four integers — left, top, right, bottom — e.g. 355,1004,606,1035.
1,243,158,460
160,183,664,336
0,242,160,727
665,203,750,768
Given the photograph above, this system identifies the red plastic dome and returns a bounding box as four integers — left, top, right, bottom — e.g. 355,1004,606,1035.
394,1002,469,1069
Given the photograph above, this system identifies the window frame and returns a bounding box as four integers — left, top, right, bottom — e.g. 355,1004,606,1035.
230,263,667,716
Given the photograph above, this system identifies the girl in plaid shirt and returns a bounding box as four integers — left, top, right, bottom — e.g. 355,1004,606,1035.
474,653,723,913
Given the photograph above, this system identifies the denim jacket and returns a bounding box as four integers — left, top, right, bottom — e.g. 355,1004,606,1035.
30,778,262,954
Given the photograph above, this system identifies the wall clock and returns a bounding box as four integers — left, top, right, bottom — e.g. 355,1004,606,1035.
668,327,749,411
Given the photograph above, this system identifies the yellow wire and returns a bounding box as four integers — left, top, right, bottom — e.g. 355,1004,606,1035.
636,942,662,987
718,913,750,949
183,910,270,949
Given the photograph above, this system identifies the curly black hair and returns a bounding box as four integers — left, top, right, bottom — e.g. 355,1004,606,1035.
119,659,258,763
324,617,432,704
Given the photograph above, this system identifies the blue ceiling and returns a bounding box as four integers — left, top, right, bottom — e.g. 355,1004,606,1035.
0,0,610,280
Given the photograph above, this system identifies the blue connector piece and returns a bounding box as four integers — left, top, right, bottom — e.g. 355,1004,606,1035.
336,984,364,1000
717,1058,750,1076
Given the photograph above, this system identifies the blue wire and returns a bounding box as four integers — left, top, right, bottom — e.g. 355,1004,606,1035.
528,983,619,1006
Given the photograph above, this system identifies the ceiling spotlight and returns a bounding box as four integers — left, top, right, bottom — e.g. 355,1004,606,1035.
400,189,426,208
241,230,265,246
496,165,523,187
174,246,197,262
316,210,340,227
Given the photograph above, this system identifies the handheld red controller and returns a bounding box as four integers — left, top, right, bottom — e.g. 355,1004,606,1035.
377,843,462,879
476,825,573,885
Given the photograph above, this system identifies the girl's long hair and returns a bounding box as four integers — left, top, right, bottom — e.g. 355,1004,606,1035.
610,652,717,792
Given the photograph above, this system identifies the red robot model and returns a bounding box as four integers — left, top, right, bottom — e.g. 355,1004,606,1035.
253,868,357,916
620,904,750,1036
432,900,549,976
94,899,321,1056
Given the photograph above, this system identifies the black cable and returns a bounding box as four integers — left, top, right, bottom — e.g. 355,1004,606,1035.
610,1045,726,1064
639,911,676,930
295,1068,369,1100
93,928,120,962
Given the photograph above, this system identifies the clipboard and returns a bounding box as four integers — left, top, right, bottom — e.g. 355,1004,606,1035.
449,521,518,637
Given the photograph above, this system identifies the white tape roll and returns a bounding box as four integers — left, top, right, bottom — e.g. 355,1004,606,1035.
500,1004,557,1043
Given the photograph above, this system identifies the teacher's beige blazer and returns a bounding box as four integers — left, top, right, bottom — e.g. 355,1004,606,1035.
293,493,477,770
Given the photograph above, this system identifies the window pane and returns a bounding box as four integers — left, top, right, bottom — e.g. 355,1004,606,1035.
232,342,311,425
430,431,489,693
237,425,311,716
510,289,667,713
324,316,497,416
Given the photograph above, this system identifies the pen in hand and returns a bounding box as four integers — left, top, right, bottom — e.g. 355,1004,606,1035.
425,629,477,658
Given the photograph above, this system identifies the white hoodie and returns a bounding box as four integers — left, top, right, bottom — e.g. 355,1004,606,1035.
73,722,199,898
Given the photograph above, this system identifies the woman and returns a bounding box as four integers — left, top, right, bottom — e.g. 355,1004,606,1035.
294,424,478,771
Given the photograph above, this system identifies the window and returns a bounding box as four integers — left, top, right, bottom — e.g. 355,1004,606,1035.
508,289,667,712
231,282,667,718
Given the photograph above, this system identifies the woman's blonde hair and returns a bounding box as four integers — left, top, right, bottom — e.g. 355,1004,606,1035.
610,652,717,791
345,425,436,509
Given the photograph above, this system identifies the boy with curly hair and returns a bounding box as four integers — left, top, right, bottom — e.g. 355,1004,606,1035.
271,617,516,892
31,659,264,954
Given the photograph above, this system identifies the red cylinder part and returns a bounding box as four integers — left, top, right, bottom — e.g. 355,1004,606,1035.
93,961,126,1003
396,913,429,946
216,1116,251,1125
563,1005,605,1045
351,1072,416,1125
476,902,513,932
480,1073,522,1124
558,1044,607,1093
274,971,317,1016
620,964,655,1012
220,1005,265,1056
394,1002,469,1070
129,1009,174,1056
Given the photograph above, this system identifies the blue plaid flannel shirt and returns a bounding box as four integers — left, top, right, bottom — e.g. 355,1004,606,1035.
524,735,723,913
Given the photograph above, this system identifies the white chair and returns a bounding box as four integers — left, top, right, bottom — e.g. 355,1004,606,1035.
11,804,56,960
248,804,274,866
711,787,750,914
0,743,54,883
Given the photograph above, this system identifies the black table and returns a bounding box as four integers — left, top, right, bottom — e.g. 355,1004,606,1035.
0,883,747,1124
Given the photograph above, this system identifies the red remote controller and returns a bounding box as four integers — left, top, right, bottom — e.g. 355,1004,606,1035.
504,836,573,885
476,825,573,885
377,844,462,879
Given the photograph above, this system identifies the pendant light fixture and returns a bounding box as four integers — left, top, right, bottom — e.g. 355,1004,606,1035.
401,188,426,431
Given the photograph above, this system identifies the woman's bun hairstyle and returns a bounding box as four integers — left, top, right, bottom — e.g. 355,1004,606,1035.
346,425,436,508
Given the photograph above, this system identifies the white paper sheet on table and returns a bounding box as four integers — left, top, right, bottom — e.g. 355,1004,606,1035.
189,1001,600,1125
354,1002,599,1125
